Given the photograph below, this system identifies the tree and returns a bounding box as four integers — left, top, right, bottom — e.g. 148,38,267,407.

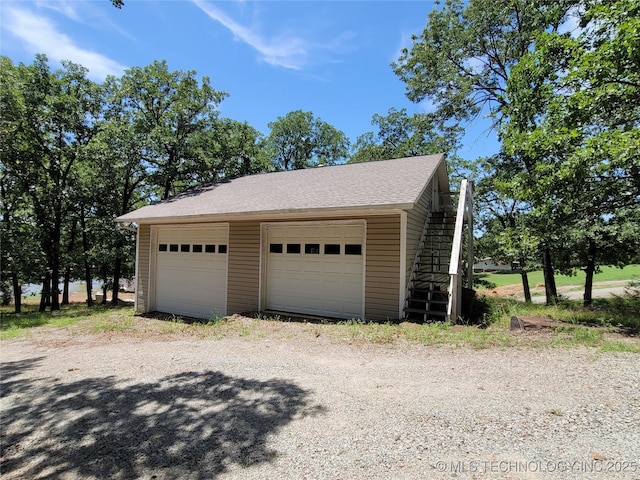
191,118,270,180
350,108,458,163
393,0,579,303
115,60,228,200
1,55,103,311
265,110,349,170
474,154,537,301
0,171,44,312
393,0,576,134
501,0,640,305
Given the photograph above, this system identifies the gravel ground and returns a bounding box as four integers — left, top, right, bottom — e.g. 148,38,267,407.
1,327,639,480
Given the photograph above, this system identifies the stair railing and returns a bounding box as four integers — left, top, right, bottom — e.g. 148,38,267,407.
447,179,474,321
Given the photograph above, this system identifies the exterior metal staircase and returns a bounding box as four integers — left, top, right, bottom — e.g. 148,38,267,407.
404,211,456,322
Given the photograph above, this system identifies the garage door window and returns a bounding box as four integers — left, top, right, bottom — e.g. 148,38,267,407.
169,244,179,252
181,244,190,252
345,244,362,255
192,244,203,253
270,244,283,253
305,244,320,254
205,244,215,253
218,244,227,254
287,243,301,254
324,244,341,255
159,244,168,252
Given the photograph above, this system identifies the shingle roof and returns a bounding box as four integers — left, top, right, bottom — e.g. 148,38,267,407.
116,154,445,222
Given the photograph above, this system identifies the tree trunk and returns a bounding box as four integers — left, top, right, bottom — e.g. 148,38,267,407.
111,255,121,305
520,266,532,303
583,238,597,307
542,247,558,304
50,260,61,311
62,218,78,305
11,269,21,314
80,208,93,307
39,273,51,312
62,269,71,305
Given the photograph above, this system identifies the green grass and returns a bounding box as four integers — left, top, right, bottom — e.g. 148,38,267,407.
2,294,638,352
476,264,640,289
0,303,136,340
479,292,640,331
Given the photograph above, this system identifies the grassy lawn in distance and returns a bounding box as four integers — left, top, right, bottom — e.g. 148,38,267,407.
476,264,640,289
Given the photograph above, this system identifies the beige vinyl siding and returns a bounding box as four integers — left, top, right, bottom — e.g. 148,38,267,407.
137,214,405,320
405,180,433,282
227,221,261,314
365,215,401,321
135,224,151,314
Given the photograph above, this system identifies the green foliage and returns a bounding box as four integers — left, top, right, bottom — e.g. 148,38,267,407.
0,55,274,310
499,0,639,280
114,60,228,200
210,119,271,178
1,55,104,310
608,280,640,322
265,110,350,170
393,0,576,134
398,0,639,305
349,107,458,162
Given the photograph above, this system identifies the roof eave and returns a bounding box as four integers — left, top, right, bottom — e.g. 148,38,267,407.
115,203,414,224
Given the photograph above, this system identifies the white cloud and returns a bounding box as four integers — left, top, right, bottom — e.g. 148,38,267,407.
3,6,126,80
35,0,82,22
193,0,325,70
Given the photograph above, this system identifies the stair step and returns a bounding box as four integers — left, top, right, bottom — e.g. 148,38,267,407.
407,298,449,305
404,307,448,317
410,280,449,295
410,287,448,294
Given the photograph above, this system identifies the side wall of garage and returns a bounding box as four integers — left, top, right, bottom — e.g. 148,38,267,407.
227,221,261,314
134,223,151,314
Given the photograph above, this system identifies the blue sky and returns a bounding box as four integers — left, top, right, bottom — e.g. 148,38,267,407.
0,0,500,160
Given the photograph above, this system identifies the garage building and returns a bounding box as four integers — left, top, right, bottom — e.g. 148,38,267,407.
117,154,469,321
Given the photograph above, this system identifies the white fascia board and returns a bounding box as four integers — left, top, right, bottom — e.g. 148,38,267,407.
122,205,411,225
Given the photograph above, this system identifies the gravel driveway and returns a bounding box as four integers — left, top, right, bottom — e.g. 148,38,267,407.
1,327,639,480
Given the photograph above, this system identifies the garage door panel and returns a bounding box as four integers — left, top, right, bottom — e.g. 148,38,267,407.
154,226,228,319
265,222,364,319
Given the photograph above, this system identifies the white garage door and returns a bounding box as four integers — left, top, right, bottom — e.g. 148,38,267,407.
154,225,228,319
265,222,364,319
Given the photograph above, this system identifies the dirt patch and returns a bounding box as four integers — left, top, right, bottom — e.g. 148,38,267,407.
478,283,527,298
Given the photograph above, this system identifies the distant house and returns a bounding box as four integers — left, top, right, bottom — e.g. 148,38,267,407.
116,155,473,322
473,259,515,273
